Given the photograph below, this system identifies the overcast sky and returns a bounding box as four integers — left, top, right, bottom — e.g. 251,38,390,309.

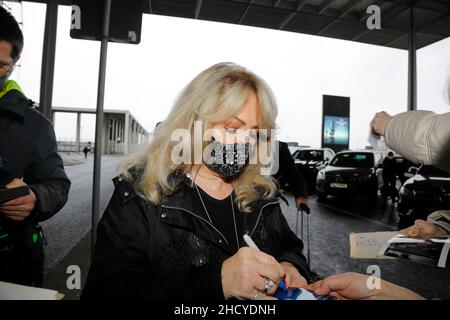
6,1,450,148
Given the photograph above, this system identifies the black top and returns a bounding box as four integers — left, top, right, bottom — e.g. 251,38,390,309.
196,186,244,253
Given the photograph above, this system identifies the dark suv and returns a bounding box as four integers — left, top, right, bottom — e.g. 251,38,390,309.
316,151,383,202
398,165,450,219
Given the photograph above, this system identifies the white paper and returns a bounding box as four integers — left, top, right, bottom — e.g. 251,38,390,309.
438,243,450,268
296,289,318,300
349,231,399,259
388,235,426,244
367,128,388,152
431,238,450,243
0,281,63,300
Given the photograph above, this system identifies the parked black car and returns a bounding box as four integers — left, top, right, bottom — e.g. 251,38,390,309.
292,148,335,195
316,151,383,202
398,165,450,219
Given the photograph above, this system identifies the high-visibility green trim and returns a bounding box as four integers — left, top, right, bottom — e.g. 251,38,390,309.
0,80,25,98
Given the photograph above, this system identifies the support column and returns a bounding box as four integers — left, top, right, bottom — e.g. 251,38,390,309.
75,112,81,152
124,113,130,155
408,6,417,111
135,123,139,148
131,120,135,153
91,0,112,257
113,119,118,153
137,127,141,145
135,123,139,149
103,115,109,154
110,118,114,154
121,122,124,142
133,121,137,152
109,118,113,154
119,121,123,153
101,115,107,155
39,0,58,120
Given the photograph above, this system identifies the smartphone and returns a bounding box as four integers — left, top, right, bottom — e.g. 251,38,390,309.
0,186,30,204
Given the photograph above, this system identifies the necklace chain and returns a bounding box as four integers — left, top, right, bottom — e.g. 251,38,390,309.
194,183,240,252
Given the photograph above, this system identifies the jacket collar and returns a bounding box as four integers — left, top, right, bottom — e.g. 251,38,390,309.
0,85,32,121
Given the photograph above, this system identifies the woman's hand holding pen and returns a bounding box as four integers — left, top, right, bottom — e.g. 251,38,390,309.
221,247,285,300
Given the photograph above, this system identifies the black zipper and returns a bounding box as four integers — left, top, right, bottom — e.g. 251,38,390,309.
249,201,279,237
161,200,280,247
160,204,230,245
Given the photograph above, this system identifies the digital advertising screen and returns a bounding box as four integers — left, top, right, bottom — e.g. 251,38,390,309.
323,116,349,145
321,95,350,152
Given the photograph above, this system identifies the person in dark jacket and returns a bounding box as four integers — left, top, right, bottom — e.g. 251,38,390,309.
381,151,397,199
0,6,71,286
82,62,311,300
273,141,309,209
83,146,89,159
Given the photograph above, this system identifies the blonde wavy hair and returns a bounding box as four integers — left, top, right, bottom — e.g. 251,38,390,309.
120,62,279,213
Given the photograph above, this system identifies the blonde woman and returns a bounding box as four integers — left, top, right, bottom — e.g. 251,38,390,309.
81,62,312,300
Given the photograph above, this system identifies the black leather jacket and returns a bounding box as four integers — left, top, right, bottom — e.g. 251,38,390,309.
82,172,311,300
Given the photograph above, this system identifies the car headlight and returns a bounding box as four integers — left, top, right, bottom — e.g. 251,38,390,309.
318,171,325,179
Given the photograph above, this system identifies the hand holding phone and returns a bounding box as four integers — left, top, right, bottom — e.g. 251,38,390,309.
0,182,36,222
0,186,30,204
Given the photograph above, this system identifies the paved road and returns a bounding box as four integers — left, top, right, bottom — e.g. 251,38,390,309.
40,153,124,274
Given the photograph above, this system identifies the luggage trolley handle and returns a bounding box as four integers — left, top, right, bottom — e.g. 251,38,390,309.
295,203,311,266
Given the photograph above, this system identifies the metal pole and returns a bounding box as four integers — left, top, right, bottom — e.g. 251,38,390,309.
408,6,417,111
124,112,130,155
38,0,58,120
75,112,81,152
91,0,111,257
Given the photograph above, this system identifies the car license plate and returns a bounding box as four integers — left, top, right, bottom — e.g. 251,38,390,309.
331,183,347,189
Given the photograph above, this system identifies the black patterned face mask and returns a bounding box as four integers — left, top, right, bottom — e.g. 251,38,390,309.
204,137,253,180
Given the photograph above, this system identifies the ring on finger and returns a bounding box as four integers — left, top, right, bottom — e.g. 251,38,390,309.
264,279,275,292
254,291,262,300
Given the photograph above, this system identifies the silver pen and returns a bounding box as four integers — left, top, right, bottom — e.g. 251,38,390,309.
243,234,260,251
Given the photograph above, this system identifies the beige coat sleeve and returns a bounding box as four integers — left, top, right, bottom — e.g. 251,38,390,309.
384,111,450,173
427,211,450,234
